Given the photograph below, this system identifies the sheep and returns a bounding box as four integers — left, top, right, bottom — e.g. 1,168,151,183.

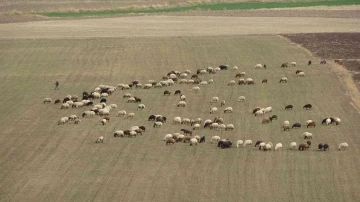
191,86,200,93
243,140,252,147
238,96,245,102
114,130,124,137
164,134,173,141
98,109,110,116
275,143,283,151
72,102,84,108
305,120,313,126
127,113,135,119
279,77,288,83
338,142,349,150
185,70,191,74
283,125,291,131
101,119,107,125
303,104,312,110
193,124,200,130
224,107,233,113
262,78,268,83
54,99,61,104
43,98,52,104
210,97,219,103
127,97,136,103
285,105,293,110
143,84,153,89
58,117,68,125
175,101,186,108
210,107,218,114
110,104,117,108
225,124,234,131
258,142,266,150
297,72,305,77
290,142,297,150
210,123,219,130
95,136,104,143
217,124,226,131
187,79,194,84
292,123,302,129
303,132,313,139
117,110,126,117
255,64,263,69
264,107,272,113
246,78,254,85
228,80,236,86
208,79,214,84
254,109,264,116
61,103,70,109
236,140,244,148
179,94,186,101
200,81,208,85
290,62,297,67
163,90,171,96
74,119,81,124
263,143,272,151
181,118,191,125
166,138,176,145
232,66,238,70
68,115,78,121
173,117,182,124
190,138,198,146
307,122,316,128
153,121,163,128
220,100,225,107
137,104,145,110
238,78,246,85
262,117,271,124
100,93,109,98
334,117,341,125
211,136,221,143
218,140,232,149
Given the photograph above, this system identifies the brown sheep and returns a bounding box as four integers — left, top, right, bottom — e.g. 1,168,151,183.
262,79,268,83
307,122,316,128
299,143,310,151
166,138,175,145
262,117,271,124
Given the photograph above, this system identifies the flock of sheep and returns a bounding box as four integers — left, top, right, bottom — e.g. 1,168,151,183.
43,60,348,151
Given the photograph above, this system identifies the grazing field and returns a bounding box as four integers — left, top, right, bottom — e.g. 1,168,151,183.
0,35,360,201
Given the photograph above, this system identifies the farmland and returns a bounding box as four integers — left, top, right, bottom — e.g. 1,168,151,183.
1,35,360,201
1,1,360,201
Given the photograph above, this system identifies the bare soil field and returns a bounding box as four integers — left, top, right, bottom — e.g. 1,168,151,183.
0,16,360,38
0,35,360,202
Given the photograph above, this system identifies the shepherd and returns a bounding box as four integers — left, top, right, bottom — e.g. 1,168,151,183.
55,81,59,90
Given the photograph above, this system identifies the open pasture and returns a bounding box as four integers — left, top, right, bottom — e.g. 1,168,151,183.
0,35,359,201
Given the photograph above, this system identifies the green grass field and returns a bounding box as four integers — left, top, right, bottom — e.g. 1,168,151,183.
40,0,360,18
0,35,359,201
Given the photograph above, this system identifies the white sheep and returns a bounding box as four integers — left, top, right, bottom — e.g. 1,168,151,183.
177,101,186,107
338,142,348,150
185,70,191,74
180,95,186,101
280,77,288,83
264,107,272,113
101,119,107,125
190,138,198,146
334,117,341,125
193,124,200,130
58,117,68,125
243,140,252,147
218,124,226,131
43,98,52,104
95,136,104,143
101,93,109,98
68,115,78,121
199,69,207,75
179,79,187,84
225,124,234,131
127,113,135,118
254,109,264,116
208,79,214,84
210,107,218,114
290,62,297,67
303,132,313,139
187,79,194,84
238,96,245,102
191,86,200,93
305,120,313,126
290,142,297,150
275,143,283,151
179,73,188,78
181,118,191,125
61,103,70,109
224,107,233,113
199,81,208,85
210,123,219,130
173,117,181,124
228,80,236,86
137,104,145,110
236,140,244,148
110,104,117,108
114,130,124,137
211,136,221,143
72,102,84,108
118,110,126,117
264,143,272,151
99,109,110,116
284,120,290,126
164,134,173,141
297,72,305,76
255,64,263,69
153,121,163,128
232,66,238,70
123,93,131,98
74,119,81,124
169,74,177,79
143,84,153,89
325,118,331,125
127,97,136,103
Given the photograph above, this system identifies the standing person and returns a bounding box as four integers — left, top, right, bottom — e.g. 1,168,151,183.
55,81,59,90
